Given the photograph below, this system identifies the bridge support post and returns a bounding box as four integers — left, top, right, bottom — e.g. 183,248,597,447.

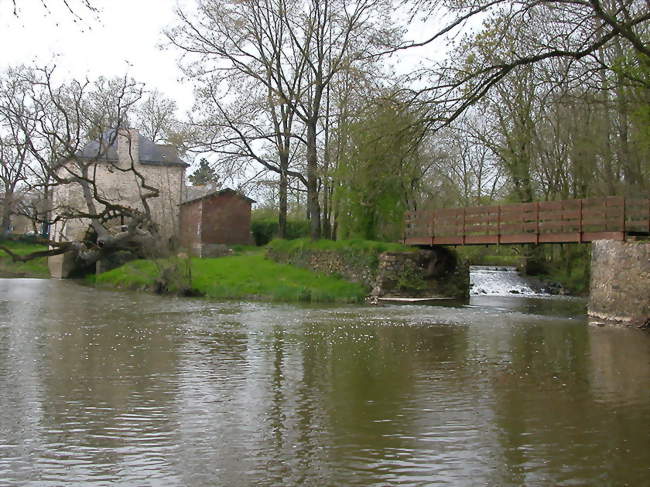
589,240,650,328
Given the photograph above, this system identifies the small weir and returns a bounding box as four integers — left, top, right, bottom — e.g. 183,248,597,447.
470,265,547,296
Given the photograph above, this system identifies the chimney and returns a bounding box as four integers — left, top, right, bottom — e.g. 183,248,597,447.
117,128,140,166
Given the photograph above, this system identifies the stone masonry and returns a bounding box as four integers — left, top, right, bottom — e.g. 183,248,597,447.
372,248,469,299
266,248,377,288
267,246,469,299
589,240,650,327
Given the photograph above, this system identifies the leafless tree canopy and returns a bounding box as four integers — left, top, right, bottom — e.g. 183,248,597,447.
399,0,650,128
10,0,98,19
167,0,403,238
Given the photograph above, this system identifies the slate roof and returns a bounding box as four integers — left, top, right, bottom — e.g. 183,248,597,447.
77,129,188,167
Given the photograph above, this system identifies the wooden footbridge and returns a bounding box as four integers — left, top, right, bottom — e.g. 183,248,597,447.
404,196,650,246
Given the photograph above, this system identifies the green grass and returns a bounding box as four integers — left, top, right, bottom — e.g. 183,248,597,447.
230,244,264,256
96,254,367,303
0,239,50,277
267,237,414,255
542,266,590,295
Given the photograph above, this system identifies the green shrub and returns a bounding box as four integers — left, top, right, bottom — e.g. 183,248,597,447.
540,244,591,295
251,219,277,246
251,218,310,246
266,237,413,255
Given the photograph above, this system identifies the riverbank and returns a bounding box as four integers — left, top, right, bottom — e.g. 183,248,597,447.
1,237,582,299
0,239,49,278
94,239,424,303
94,253,367,303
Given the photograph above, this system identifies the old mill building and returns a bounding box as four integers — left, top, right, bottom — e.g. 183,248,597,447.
48,129,254,277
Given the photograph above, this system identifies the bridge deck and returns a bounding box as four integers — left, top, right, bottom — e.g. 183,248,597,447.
404,197,650,246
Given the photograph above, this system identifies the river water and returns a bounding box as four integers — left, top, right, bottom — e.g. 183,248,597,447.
1,278,649,486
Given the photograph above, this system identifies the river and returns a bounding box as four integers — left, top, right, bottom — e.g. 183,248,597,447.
1,278,649,486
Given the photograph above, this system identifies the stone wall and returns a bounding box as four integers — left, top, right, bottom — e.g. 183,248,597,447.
266,248,378,288
372,248,469,299
49,129,186,278
589,240,650,327
267,245,469,299
51,162,184,243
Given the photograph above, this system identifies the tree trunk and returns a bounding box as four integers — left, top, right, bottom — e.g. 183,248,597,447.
278,164,288,239
306,122,321,240
1,189,14,236
321,183,332,239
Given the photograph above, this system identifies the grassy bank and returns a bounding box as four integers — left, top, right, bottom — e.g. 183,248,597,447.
0,239,49,277
95,254,367,303
267,237,413,255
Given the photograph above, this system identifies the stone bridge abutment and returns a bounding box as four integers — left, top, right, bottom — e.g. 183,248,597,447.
588,240,650,327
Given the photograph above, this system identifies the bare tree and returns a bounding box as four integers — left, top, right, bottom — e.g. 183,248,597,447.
281,0,401,238
134,89,184,145
168,0,401,239
168,0,313,238
429,114,503,206
0,138,29,235
0,67,39,235
10,0,98,19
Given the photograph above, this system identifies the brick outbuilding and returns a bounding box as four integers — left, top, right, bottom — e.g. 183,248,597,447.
179,188,255,256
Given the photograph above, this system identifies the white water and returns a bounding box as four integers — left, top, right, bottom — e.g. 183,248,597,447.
470,266,546,296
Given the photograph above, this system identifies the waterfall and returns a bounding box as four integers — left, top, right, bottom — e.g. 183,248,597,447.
470,266,547,296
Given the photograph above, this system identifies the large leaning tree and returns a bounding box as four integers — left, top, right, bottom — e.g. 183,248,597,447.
0,65,180,270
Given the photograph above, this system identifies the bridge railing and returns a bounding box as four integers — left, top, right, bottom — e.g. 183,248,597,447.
404,196,650,245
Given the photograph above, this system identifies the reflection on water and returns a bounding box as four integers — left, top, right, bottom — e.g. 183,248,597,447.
1,279,649,486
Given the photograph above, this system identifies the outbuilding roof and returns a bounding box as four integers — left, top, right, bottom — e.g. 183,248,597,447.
181,187,256,205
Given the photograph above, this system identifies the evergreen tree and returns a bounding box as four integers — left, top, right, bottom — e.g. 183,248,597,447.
188,158,219,186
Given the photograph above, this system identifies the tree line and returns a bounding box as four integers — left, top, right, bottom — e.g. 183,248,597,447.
1,0,648,264
165,0,648,241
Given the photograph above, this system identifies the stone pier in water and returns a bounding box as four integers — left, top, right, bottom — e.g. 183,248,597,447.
589,240,650,327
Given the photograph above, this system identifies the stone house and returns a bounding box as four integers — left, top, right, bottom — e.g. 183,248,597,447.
180,187,255,256
49,128,188,277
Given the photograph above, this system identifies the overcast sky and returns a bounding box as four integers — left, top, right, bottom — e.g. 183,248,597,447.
0,0,443,189
0,1,440,115
0,0,195,110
